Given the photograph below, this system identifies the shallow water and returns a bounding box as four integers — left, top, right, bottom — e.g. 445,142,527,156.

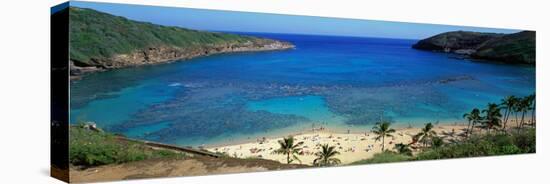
70,33,535,146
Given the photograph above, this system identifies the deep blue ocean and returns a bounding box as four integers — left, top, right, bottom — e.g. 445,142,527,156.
70,33,535,146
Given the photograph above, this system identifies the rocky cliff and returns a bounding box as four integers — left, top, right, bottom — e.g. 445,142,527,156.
412,30,535,65
68,7,294,76
70,39,294,76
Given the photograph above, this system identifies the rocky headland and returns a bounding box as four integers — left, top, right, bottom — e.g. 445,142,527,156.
68,7,294,77
412,30,535,65
70,39,294,76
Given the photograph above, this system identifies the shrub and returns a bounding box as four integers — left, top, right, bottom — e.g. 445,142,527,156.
431,137,444,148
512,128,536,153
351,151,410,165
69,126,185,167
415,128,535,160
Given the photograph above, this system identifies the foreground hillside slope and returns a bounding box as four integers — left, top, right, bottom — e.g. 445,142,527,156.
412,30,535,64
68,7,294,75
70,156,306,182
68,125,306,182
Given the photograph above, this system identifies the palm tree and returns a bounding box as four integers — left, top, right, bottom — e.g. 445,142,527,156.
482,103,502,133
272,136,304,164
517,97,533,129
313,144,341,166
414,123,437,148
500,95,517,131
463,112,473,137
466,108,483,135
526,93,536,127
394,143,412,156
512,98,522,128
372,121,396,151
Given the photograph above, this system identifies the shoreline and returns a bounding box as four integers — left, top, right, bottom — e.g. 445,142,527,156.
201,121,467,148
206,123,470,165
70,40,295,79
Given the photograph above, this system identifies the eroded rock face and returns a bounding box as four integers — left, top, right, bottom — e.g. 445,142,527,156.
412,31,503,51
70,39,294,75
412,31,535,65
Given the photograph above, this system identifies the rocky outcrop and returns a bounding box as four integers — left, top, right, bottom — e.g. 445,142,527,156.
70,39,294,76
471,31,535,64
412,31,535,65
412,31,503,51
68,7,295,77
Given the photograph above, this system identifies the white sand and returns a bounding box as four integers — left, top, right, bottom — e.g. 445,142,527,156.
207,125,468,165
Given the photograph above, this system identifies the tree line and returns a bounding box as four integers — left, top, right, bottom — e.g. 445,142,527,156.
272,93,535,166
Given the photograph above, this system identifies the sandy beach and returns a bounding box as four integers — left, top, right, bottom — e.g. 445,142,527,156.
207,124,469,165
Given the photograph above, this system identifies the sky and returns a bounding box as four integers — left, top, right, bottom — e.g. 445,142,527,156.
68,1,519,40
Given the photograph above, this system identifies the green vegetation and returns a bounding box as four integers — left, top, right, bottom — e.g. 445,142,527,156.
414,123,437,148
415,128,535,160
518,94,536,129
351,151,411,165
462,93,535,134
69,7,262,65
313,144,341,167
350,93,535,165
500,95,517,130
412,31,535,64
351,128,534,165
463,108,482,136
69,125,185,167
371,121,396,151
394,143,413,156
481,103,502,133
272,136,304,164
496,93,536,132
473,31,536,65
68,94,534,168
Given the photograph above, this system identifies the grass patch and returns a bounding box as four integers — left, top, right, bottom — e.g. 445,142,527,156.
69,125,185,167
350,151,411,165
415,128,535,160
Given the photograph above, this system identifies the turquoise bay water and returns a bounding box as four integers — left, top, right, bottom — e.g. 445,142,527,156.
70,33,535,146
247,95,345,124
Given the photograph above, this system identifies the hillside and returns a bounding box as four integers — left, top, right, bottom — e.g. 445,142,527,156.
69,125,307,182
472,31,536,64
70,156,307,182
412,31,503,51
68,7,294,75
412,31,535,64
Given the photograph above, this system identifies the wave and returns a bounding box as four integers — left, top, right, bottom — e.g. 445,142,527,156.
168,83,182,87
